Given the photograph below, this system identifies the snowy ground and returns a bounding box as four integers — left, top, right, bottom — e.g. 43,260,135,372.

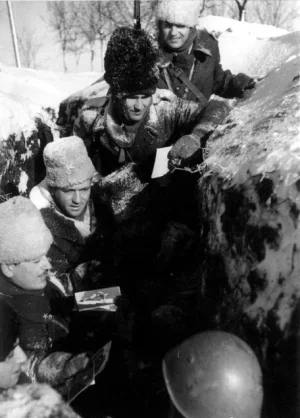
0,65,101,141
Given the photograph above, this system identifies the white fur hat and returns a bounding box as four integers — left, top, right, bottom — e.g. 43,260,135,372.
0,196,53,264
44,136,96,189
156,0,202,27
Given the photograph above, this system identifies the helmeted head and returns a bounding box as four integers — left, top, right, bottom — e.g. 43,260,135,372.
104,26,160,98
0,196,53,290
156,0,202,50
163,330,263,418
43,136,96,219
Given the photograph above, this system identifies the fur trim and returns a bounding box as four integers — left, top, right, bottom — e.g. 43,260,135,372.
30,179,51,210
156,0,202,27
0,197,53,264
43,136,96,188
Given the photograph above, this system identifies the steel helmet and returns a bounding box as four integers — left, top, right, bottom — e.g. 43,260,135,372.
162,331,263,418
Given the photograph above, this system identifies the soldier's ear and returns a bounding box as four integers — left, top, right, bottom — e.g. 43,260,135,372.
1,263,14,278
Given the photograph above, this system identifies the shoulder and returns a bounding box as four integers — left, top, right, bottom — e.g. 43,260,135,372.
197,28,218,43
41,207,69,235
152,88,178,107
30,180,51,210
83,96,108,110
77,96,108,133
91,184,115,231
194,29,219,57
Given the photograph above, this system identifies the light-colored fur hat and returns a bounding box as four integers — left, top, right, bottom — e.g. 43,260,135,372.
0,196,53,264
0,383,80,418
43,136,96,189
156,0,201,27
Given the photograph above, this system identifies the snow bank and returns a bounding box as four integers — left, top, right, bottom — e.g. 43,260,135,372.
198,15,288,38
0,64,101,141
198,16,300,78
218,31,300,77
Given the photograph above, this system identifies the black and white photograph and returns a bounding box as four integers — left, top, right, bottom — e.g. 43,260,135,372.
0,0,299,417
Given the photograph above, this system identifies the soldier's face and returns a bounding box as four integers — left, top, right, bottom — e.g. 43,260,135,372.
123,94,152,122
2,255,52,290
52,179,92,220
161,22,190,50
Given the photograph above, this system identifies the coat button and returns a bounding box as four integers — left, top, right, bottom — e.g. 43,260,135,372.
185,87,189,92
176,87,180,91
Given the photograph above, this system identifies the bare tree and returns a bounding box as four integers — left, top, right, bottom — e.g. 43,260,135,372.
46,2,80,72
233,0,249,21
73,2,112,71
17,28,44,69
251,0,300,30
197,0,239,20
66,32,87,71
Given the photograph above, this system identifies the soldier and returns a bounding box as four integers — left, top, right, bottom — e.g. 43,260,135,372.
74,26,228,178
0,196,90,387
30,136,115,296
162,330,263,418
155,0,255,165
155,0,256,102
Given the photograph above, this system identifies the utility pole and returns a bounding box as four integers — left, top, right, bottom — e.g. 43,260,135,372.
7,1,21,68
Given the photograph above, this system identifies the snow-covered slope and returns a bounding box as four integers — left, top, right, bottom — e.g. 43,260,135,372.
0,64,101,141
198,15,288,38
199,15,300,77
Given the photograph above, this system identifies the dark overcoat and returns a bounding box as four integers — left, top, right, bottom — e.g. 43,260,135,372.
157,29,252,101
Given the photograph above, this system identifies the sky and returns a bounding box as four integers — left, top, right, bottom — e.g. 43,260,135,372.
0,0,300,73
0,0,103,73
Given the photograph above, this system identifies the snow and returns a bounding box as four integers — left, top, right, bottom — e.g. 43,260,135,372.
198,15,288,38
218,31,300,78
18,171,29,194
0,63,102,141
197,16,300,78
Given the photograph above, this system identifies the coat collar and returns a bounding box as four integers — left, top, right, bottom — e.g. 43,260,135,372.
193,30,213,57
92,89,176,155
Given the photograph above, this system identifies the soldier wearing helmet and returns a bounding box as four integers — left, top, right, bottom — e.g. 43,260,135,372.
162,330,263,418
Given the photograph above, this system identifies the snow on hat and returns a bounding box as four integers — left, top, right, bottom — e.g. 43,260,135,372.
104,26,160,96
156,0,202,27
0,196,53,264
44,136,96,188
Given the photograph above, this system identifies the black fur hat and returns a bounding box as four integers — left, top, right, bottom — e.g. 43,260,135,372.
104,27,160,97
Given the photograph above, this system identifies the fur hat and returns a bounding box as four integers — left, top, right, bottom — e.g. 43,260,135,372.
104,27,160,97
0,196,53,264
156,0,202,27
44,136,96,188
0,384,80,418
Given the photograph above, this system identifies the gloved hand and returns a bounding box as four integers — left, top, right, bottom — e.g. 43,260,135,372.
75,260,102,279
233,73,256,97
168,134,200,166
61,353,90,379
37,352,90,386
